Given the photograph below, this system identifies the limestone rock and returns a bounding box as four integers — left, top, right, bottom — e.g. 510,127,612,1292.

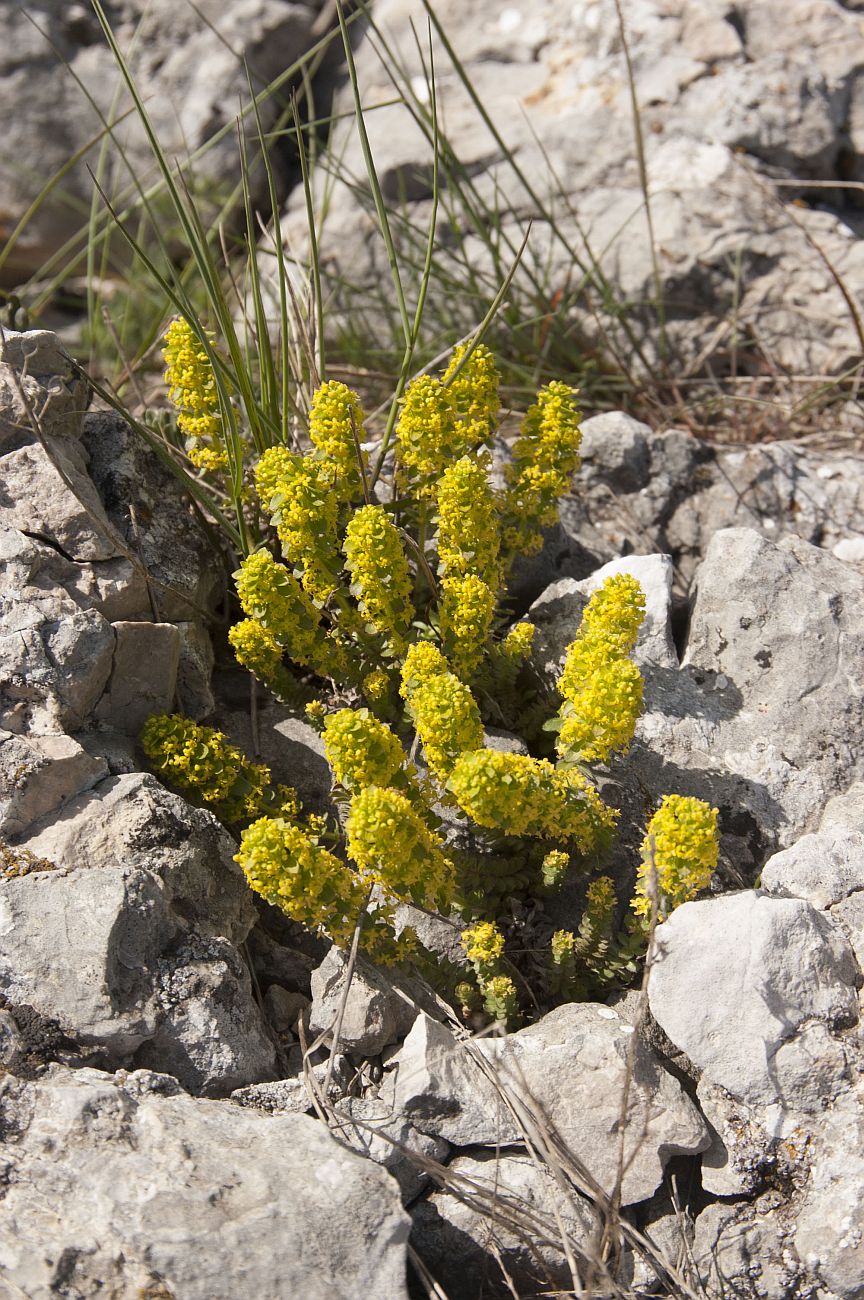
8,774,274,1093
394,1006,709,1205
310,947,419,1056
692,1199,803,1299
410,1151,614,1300
795,1085,864,1299
648,892,859,1107
0,1066,410,1300
95,619,181,733
761,828,864,911
0,728,107,837
632,528,864,877
333,1096,451,1203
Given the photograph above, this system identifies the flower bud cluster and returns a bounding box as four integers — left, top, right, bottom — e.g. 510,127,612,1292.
502,381,582,558
633,794,719,919
308,379,369,499
255,449,340,603
235,816,366,947
234,550,343,679
346,785,454,911
400,645,484,780
434,454,499,587
449,749,617,851
442,342,501,447
343,505,413,653
556,574,646,764
440,574,497,679
162,317,227,472
322,708,405,792
140,713,287,823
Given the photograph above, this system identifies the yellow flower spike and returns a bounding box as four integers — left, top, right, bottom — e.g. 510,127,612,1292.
442,342,500,447
399,641,449,700
501,621,535,662
235,816,366,948
434,454,500,588
557,658,645,764
440,574,497,680
482,974,518,1025
323,708,405,792
449,749,617,849
343,505,414,652
550,929,576,965
541,848,570,890
140,714,278,823
461,920,505,968
362,669,391,705
346,785,454,911
407,669,484,781
502,380,582,560
395,374,461,494
558,574,646,695
633,795,720,920
228,617,284,684
308,380,369,500
254,446,298,513
233,550,344,680
268,453,341,603
162,317,227,473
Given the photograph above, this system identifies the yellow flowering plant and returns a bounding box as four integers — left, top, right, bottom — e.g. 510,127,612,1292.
144,330,721,1029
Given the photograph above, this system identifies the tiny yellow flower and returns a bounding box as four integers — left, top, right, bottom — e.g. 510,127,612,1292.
633,795,720,919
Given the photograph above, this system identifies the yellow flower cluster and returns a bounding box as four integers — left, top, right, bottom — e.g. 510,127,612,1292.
541,847,570,889
362,669,391,705
140,714,277,823
434,454,500,586
400,649,484,780
346,785,454,910
461,920,505,969
449,749,617,850
343,505,413,653
559,575,646,691
556,574,646,764
255,449,340,603
442,343,500,447
502,381,582,558
558,659,645,764
235,816,366,947
162,317,227,472
227,618,283,685
440,574,497,679
633,794,720,919
501,621,535,662
322,708,405,792
395,375,461,492
481,974,518,1024
234,550,341,678
308,380,369,499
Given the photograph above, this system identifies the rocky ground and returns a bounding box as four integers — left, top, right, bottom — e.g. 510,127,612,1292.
2,0,864,1296
1,327,863,1298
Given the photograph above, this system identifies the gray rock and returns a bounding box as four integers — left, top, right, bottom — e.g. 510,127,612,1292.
648,892,859,1107
692,1199,803,1299
0,728,107,837
310,947,418,1055
632,529,864,877
761,828,864,911
220,703,333,812
23,772,256,942
278,0,864,388
410,1151,615,1300
175,619,216,719
95,619,181,733
795,1085,864,1299
263,984,310,1036
0,1066,410,1300
0,328,90,449
0,3,327,286
394,1005,710,1204
333,1096,450,1203
10,774,275,1093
